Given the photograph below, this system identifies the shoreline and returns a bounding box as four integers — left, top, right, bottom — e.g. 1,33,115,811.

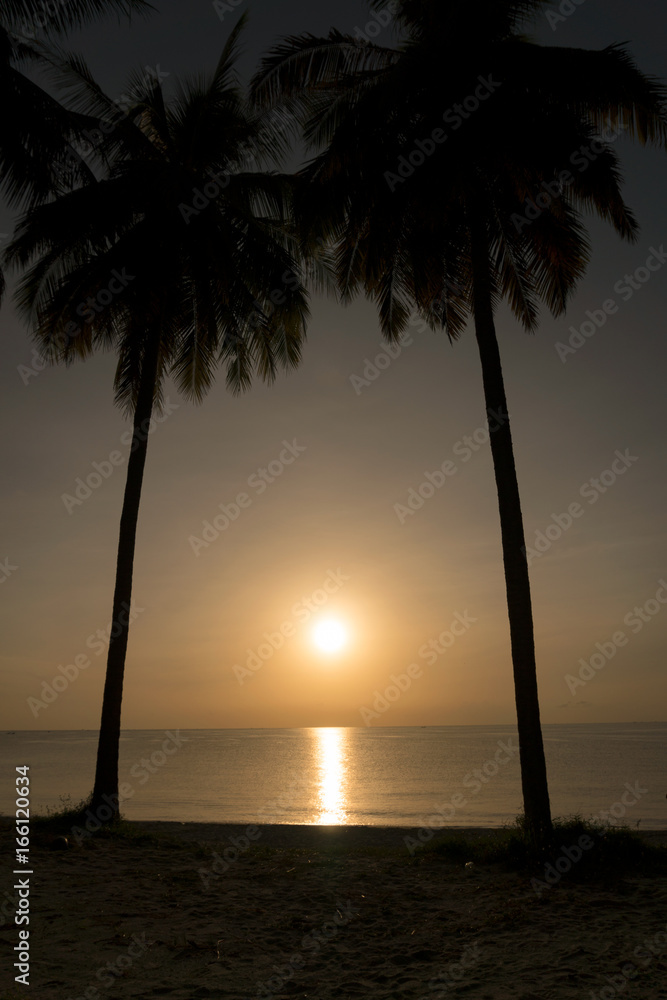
129,820,502,851
128,819,667,848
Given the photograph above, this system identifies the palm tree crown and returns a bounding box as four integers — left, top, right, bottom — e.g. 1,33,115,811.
0,0,151,306
4,17,310,816
254,0,666,341
8,17,309,408
252,0,667,846
1,0,151,207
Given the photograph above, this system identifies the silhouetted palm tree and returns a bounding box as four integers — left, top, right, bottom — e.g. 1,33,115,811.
5,18,310,818
1,1,151,204
253,0,667,846
0,0,151,303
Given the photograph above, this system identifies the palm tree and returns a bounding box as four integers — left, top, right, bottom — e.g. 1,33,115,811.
252,0,667,846
5,18,310,819
0,0,151,304
1,1,151,205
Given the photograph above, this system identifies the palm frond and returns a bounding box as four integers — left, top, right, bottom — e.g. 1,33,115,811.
251,30,397,108
1,0,153,36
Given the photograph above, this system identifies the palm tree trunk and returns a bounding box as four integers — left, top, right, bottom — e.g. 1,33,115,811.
469,216,553,849
90,335,160,820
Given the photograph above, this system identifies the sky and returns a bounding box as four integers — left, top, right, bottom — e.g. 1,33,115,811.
0,0,666,731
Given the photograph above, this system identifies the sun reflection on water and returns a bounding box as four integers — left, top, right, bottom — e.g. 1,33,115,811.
312,727,348,825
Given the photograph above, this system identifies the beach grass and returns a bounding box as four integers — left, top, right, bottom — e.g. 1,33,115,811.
422,814,667,879
7,800,666,878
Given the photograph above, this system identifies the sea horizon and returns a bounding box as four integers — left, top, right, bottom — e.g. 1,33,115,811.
4,720,666,730
3,722,666,829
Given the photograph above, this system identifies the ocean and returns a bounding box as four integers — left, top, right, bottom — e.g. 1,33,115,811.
1,723,665,828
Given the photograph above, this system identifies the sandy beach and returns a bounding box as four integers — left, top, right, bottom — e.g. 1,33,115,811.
1,821,666,1000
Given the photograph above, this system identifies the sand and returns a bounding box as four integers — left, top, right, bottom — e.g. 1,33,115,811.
1,821,667,1000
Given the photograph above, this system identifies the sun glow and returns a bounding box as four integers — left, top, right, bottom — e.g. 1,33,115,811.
312,618,348,654
313,727,348,824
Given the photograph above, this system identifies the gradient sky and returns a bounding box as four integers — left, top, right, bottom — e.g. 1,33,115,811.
1,0,666,730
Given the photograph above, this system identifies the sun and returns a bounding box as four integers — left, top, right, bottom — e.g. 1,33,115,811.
312,619,348,654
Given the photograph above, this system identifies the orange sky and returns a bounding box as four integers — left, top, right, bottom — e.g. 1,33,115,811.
1,0,666,730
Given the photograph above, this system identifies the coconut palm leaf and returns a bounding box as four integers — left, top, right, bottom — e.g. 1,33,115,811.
253,0,667,847
3,22,310,816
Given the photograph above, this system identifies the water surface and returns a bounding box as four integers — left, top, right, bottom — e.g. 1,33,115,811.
1,723,665,828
